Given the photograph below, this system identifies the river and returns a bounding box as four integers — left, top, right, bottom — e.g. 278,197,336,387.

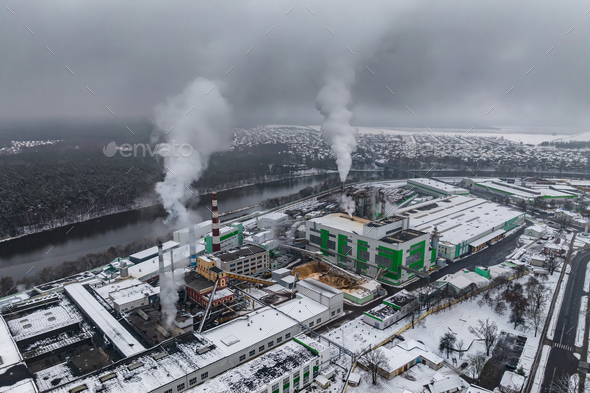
0,171,387,282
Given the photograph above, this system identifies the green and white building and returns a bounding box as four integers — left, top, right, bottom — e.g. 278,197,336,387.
397,195,525,260
462,178,577,202
306,214,432,286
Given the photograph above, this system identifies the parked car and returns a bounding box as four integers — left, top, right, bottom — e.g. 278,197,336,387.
506,364,517,370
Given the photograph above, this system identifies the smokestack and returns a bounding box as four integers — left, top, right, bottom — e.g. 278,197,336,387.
189,225,197,267
169,249,175,282
341,181,345,193
120,260,129,279
211,192,221,252
158,242,165,278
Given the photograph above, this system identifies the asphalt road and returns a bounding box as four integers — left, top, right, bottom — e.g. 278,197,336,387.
542,248,590,390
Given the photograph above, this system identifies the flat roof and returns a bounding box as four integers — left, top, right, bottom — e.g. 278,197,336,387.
43,333,224,393
475,180,574,199
0,316,21,372
110,283,160,305
95,279,144,305
296,278,342,298
186,340,316,393
64,283,144,357
129,240,179,261
399,195,522,246
6,304,82,341
203,295,326,358
216,244,267,262
366,303,399,320
310,213,368,234
408,178,468,194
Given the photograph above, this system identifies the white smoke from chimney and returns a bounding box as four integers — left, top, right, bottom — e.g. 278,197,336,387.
341,194,356,217
153,77,233,226
315,64,358,183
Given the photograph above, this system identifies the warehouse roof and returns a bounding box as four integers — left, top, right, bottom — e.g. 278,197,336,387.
6,305,81,341
64,283,144,357
186,340,316,393
407,178,469,194
468,229,506,247
310,214,368,234
215,244,267,262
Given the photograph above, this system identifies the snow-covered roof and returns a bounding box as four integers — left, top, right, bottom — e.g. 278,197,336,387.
187,340,316,393
309,213,369,234
205,288,234,301
407,178,469,195
64,283,144,357
203,295,326,358
296,278,342,298
6,305,81,341
428,375,466,393
110,283,160,305
500,371,525,392
398,195,521,246
0,316,22,372
0,378,37,393
129,240,179,261
43,333,224,393
94,279,144,304
374,340,443,374
436,271,489,290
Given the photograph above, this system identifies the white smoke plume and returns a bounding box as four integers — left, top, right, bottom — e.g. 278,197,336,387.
153,77,233,226
341,194,356,217
159,273,178,328
315,64,358,183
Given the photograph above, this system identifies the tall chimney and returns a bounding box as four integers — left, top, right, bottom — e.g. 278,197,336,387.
341,181,345,193
211,192,221,252
189,225,197,267
169,249,175,282
158,242,165,279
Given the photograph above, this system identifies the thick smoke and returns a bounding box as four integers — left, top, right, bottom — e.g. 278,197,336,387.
341,194,356,217
315,65,358,183
159,273,178,328
153,78,232,225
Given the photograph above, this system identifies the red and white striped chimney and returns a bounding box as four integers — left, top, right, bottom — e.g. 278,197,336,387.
211,191,221,252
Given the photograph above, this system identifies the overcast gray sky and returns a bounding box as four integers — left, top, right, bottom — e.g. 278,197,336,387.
1,0,589,129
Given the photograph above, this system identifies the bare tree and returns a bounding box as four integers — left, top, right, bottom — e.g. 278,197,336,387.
469,318,499,356
493,298,507,316
455,339,465,359
360,348,389,385
526,276,549,316
551,373,585,393
0,276,16,296
439,332,457,359
545,255,561,276
467,351,487,380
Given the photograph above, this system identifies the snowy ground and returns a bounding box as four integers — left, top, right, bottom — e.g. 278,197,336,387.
532,345,552,393
348,363,463,393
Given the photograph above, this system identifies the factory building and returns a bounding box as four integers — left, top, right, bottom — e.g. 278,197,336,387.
64,283,145,358
257,212,289,230
407,178,469,197
306,214,431,286
362,290,418,329
129,241,179,264
462,178,577,202
173,220,213,245
295,279,343,320
204,223,243,253
214,244,270,275
43,293,332,393
397,195,525,261
189,337,328,393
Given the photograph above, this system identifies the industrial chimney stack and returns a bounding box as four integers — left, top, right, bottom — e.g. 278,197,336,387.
158,242,165,279
211,192,221,252
341,181,345,193
169,249,175,282
189,225,197,267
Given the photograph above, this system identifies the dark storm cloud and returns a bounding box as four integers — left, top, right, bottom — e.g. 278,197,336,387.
1,0,589,128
